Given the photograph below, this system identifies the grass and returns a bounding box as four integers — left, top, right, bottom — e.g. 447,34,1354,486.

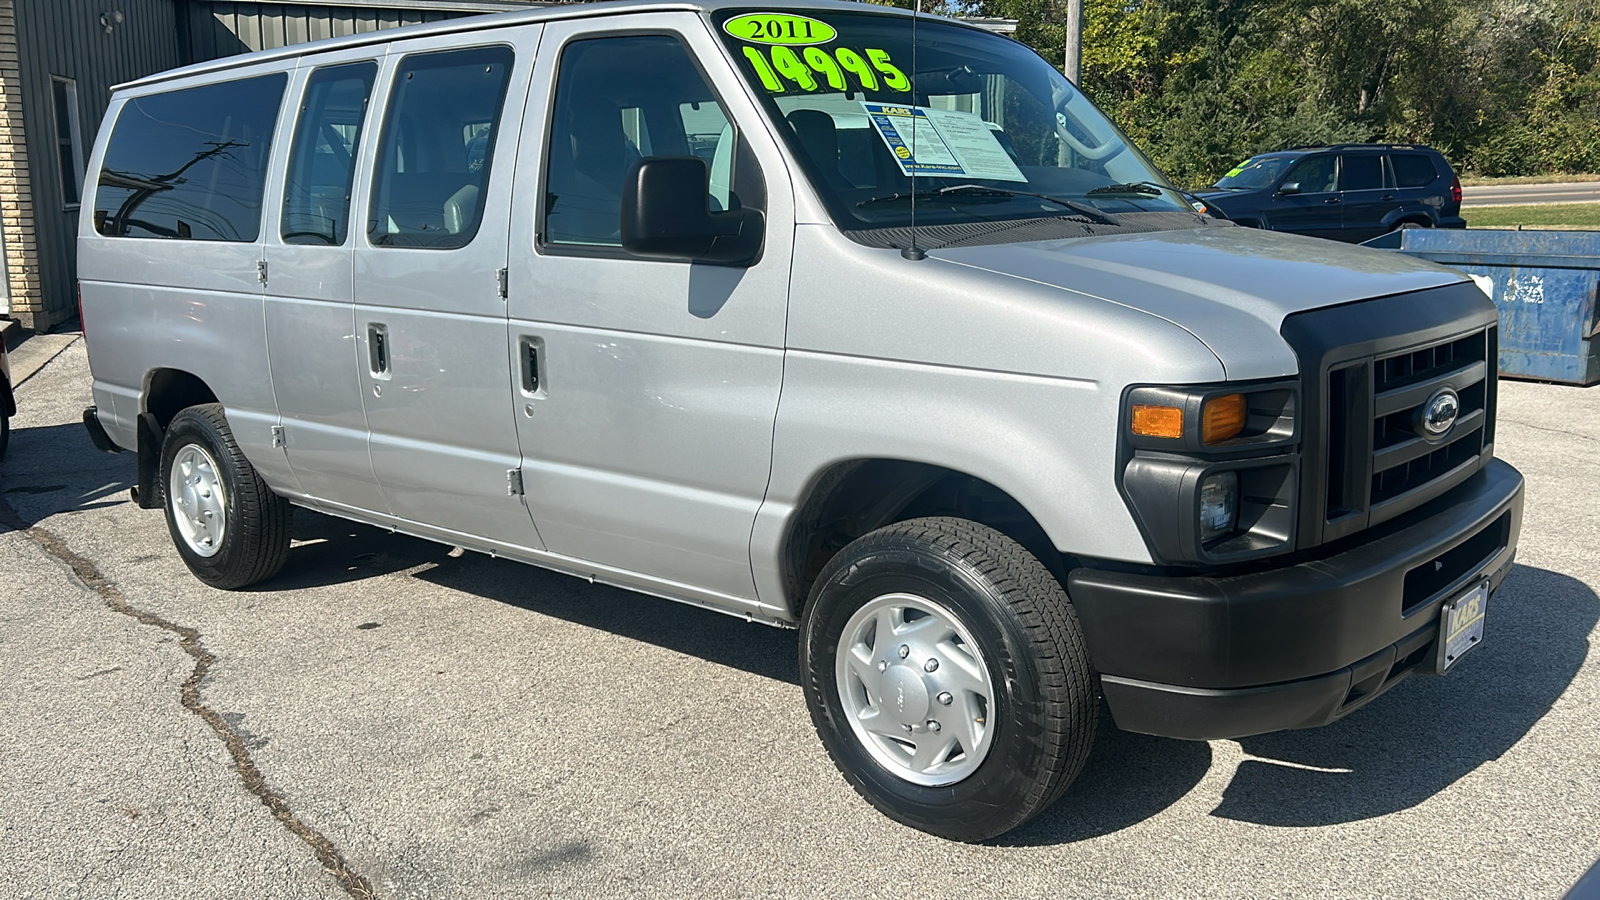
1458,173,1600,186
1462,202,1600,229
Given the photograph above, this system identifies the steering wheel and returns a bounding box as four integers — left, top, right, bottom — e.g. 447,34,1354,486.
1053,90,1124,161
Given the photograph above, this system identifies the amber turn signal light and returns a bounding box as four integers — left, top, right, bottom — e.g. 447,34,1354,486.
1131,404,1184,439
1202,394,1247,444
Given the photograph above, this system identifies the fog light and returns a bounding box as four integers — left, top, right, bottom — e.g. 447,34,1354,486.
1199,471,1239,542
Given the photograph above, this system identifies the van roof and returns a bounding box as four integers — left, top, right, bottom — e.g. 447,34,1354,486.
116,0,935,92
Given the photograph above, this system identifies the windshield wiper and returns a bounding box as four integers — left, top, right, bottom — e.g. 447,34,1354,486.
856,184,1119,225
1085,181,1166,197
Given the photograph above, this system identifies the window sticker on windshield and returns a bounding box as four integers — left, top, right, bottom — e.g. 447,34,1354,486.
724,13,837,45
862,103,1027,183
736,41,909,94
1224,162,1250,178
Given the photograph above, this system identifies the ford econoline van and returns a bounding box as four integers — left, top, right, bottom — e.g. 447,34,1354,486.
78,0,1524,841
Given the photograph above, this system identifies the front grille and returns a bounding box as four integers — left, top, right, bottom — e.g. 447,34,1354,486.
1281,283,1501,549
1368,333,1490,506
1326,328,1492,525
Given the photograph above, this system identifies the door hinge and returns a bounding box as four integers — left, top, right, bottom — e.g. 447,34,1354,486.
496,267,508,299
257,260,269,284
270,425,284,448
506,468,524,496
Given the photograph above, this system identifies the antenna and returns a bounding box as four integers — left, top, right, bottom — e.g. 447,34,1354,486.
901,0,926,261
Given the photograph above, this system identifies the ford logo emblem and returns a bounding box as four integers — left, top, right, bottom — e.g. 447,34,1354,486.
1417,387,1460,441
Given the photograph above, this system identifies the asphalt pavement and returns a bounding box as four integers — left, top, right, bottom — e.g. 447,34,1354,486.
1462,181,1600,208
2,336,1597,899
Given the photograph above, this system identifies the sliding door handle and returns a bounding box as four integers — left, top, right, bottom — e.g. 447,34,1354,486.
518,336,543,395
367,324,389,375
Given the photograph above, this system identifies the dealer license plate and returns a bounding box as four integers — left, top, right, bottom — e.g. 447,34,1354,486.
1437,580,1489,673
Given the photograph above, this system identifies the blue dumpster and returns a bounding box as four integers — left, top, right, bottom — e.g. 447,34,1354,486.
1363,228,1600,385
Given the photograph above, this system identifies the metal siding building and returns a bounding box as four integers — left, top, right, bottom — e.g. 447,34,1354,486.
179,1,500,61
0,0,534,331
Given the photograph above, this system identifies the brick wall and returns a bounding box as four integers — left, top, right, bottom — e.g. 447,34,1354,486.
0,0,41,328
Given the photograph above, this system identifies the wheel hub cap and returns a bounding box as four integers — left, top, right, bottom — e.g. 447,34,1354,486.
881,665,931,725
835,592,995,786
169,442,227,559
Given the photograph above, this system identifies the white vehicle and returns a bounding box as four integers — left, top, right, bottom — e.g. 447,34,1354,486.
78,0,1523,840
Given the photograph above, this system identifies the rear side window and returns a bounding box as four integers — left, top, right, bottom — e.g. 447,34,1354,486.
282,62,377,246
1338,154,1384,191
367,46,514,250
1391,154,1439,188
94,73,288,241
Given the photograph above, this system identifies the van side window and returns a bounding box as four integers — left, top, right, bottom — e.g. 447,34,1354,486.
543,35,764,249
282,62,377,246
94,73,288,241
367,46,514,249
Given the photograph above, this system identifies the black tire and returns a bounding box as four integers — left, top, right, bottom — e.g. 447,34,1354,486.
0,414,9,460
160,404,290,589
800,516,1097,841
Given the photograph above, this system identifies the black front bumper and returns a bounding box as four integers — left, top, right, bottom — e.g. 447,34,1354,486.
1070,459,1523,740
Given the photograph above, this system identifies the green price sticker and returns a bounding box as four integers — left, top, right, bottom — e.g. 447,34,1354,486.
1225,162,1249,177
739,43,909,94
724,13,837,46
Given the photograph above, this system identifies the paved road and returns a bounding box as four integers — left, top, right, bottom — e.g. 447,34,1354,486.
3,337,1598,900
1462,180,1600,208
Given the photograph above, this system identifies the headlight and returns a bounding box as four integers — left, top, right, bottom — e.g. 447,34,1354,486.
1119,380,1300,564
1198,471,1239,542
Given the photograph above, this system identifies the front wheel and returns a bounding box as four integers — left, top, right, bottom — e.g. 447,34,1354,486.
800,517,1097,841
160,404,290,589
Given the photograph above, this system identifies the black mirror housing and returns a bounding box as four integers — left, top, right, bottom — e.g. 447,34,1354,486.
621,156,763,266
1277,182,1302,196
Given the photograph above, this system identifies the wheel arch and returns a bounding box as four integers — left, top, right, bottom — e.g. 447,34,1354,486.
143,367,220,430
780,458,1069,620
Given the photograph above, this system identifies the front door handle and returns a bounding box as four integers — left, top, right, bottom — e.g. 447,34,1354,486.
368,324,389,375
1324,196,1342,204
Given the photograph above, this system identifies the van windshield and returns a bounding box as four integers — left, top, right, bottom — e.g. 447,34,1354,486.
715,10,1189,231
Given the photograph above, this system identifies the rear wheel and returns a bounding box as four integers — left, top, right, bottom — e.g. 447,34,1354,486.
0,413,9,460
160,404,290,589
800,517,1097,841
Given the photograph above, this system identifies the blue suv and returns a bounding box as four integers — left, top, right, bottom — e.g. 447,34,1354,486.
1194,144,1465,243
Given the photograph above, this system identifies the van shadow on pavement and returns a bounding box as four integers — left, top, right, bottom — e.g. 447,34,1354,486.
0,422,135,532
1007,563,1593,843
408,541,802,686
1212,563,1594,827
243,512,1596,842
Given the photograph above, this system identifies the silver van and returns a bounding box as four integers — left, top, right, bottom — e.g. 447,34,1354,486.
78,0,1524,841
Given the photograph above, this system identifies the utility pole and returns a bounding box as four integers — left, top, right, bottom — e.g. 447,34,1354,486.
1063,0,1083,84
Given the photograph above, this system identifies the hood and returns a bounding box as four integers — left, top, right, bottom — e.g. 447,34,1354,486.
931,225,1465,380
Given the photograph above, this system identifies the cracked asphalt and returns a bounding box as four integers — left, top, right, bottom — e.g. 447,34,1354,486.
2,335,1597,899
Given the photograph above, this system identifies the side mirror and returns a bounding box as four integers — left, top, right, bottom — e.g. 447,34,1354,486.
1277,182,1302,196
621,156,763,266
